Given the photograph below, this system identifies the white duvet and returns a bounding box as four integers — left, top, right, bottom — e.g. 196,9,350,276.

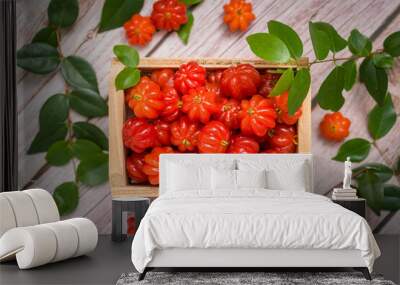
131,190,380,272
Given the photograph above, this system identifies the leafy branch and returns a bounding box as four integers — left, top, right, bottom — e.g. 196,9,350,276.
246,20,400,213
16,0,109,215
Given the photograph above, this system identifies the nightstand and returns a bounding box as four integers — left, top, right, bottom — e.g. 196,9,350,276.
332,198,366,218
112,197,150,242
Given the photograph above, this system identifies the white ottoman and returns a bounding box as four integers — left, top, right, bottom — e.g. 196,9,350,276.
0,189,98,269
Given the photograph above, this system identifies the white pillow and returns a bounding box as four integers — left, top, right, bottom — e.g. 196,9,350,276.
212,168,237,190
266,163,307,191
167,162,212,191
237,159,309,191
236,169,267,189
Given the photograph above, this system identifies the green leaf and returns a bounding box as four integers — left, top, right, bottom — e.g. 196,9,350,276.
69,89,108,118
177,11,194,45
32,27,57,47
73,122,108,150
309,21,346,59
246,33,291,63
356,171,383,215
382,184,400,211
312,22,347,53
316,66,345,111
287,69,310,115
360,57,388,106
46,141,73,166
48,0,79,28
115,67,141,90
342,60,357,91
268,20,303,59
17,43,60,74
113,45,139,68
53,182,79,215
348,29,372,56
98,0,144,33
383,31,400,57
384,184,400,198
353,163,393,183
270,68,293,96
28,124,68,154
77,153,109,186
372,53,394,69
28,94,69,154
61,56,99,94
39,94,69,131
368,94,396,140
309,22,330,60
71,139,102,161
382,196,400,211
181,0,203,6
332,138,371,162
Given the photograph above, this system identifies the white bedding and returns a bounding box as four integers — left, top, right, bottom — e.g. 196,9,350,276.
131,190,380,273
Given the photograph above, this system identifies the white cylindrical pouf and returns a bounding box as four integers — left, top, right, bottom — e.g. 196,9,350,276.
0,196,16,237
65,218,98,257
0,218,97,269
42,221,79,262
0,226,57,269
1,192,39,227
24,189,60,224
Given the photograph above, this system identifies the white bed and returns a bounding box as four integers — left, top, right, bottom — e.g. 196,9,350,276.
131,154,380,280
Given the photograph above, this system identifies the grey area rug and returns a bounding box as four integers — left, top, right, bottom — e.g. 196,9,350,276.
116,272,395,285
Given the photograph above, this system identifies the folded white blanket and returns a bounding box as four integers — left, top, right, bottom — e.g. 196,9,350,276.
131,190,380,273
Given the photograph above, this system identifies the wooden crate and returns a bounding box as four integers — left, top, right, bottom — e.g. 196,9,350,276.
109,58,311,198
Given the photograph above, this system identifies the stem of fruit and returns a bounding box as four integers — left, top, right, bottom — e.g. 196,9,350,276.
56,29,79,184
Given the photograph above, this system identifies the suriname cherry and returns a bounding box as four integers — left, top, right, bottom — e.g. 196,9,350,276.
124,14,156,46
151,0,188,31
319,112,351,142
223,0,255,32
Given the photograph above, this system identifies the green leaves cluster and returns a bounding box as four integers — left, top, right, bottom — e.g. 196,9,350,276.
351,163,400,215
246,21,310,115
247,20,399,213
331,91,397,213
17,0,109,216
113,45,141,90
246,20,399,114
318,28,398,111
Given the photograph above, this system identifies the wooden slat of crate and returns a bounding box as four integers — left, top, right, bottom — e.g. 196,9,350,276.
109,58,311,198
137,58,309,69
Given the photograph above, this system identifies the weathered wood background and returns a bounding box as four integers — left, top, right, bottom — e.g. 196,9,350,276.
17,0,400,234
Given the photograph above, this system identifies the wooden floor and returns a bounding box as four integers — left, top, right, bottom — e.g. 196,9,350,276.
0,235,399,285
16,0,400,234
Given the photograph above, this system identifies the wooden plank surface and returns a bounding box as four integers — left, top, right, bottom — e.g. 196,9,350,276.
16,0,400,234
